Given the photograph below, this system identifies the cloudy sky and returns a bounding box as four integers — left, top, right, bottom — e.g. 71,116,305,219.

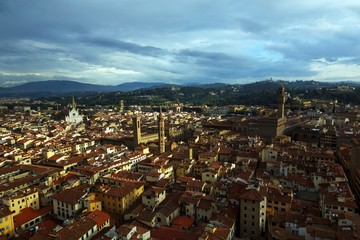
1,0,360,86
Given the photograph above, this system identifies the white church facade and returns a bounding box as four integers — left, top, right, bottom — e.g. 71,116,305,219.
65,97,83,125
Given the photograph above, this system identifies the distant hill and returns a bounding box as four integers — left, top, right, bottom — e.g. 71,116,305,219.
239,80,335,93
0,80,176,97
0,80,111,93
0,79,357,98
185,83,229,89
114,82,176,91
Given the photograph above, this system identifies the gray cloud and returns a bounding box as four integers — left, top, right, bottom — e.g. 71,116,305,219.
81,37,165,57
0,0,360,86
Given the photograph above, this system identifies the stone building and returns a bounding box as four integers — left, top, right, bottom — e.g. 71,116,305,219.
236,85,287,143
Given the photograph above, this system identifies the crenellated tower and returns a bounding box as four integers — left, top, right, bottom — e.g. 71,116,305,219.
278,85,285,119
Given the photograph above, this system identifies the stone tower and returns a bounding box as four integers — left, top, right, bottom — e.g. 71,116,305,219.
133,115,141,147
278,85,285,119
158,107,165,153
119,100,124,113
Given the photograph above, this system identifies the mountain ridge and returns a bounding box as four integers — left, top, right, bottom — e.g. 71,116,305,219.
0,79,357,97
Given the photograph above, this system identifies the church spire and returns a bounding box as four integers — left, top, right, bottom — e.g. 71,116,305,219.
72,96,76,109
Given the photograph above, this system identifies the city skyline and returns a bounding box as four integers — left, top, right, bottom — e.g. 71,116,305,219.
1,0,360,87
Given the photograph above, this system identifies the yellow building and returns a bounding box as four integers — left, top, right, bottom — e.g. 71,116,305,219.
198,151,219,163
0,205,15,238
175,159,194,178
96,182,144,215
201,170,219,183
2,189,40,215
266,186,292,217
85,192,102,212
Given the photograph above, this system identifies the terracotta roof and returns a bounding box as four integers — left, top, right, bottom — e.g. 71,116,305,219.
51,184,89,205
151,226,200,240
86,210,110,228
239,189,264,201
14,206,52,228
36,219,58,232
171,216,194,230
55,218,97,239
142,186,166,197
0,205,12,218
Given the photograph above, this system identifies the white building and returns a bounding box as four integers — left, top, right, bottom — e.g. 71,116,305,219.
65,97,83,125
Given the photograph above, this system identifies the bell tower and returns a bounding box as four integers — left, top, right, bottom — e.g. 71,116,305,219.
158,107,165,153
278,85,285,119
119,100,124,113
133,115,141,147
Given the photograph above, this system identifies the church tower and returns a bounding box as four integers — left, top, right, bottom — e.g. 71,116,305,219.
158,107,165,153
278,85,285,119
133,115,141,147
119,100,124,113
